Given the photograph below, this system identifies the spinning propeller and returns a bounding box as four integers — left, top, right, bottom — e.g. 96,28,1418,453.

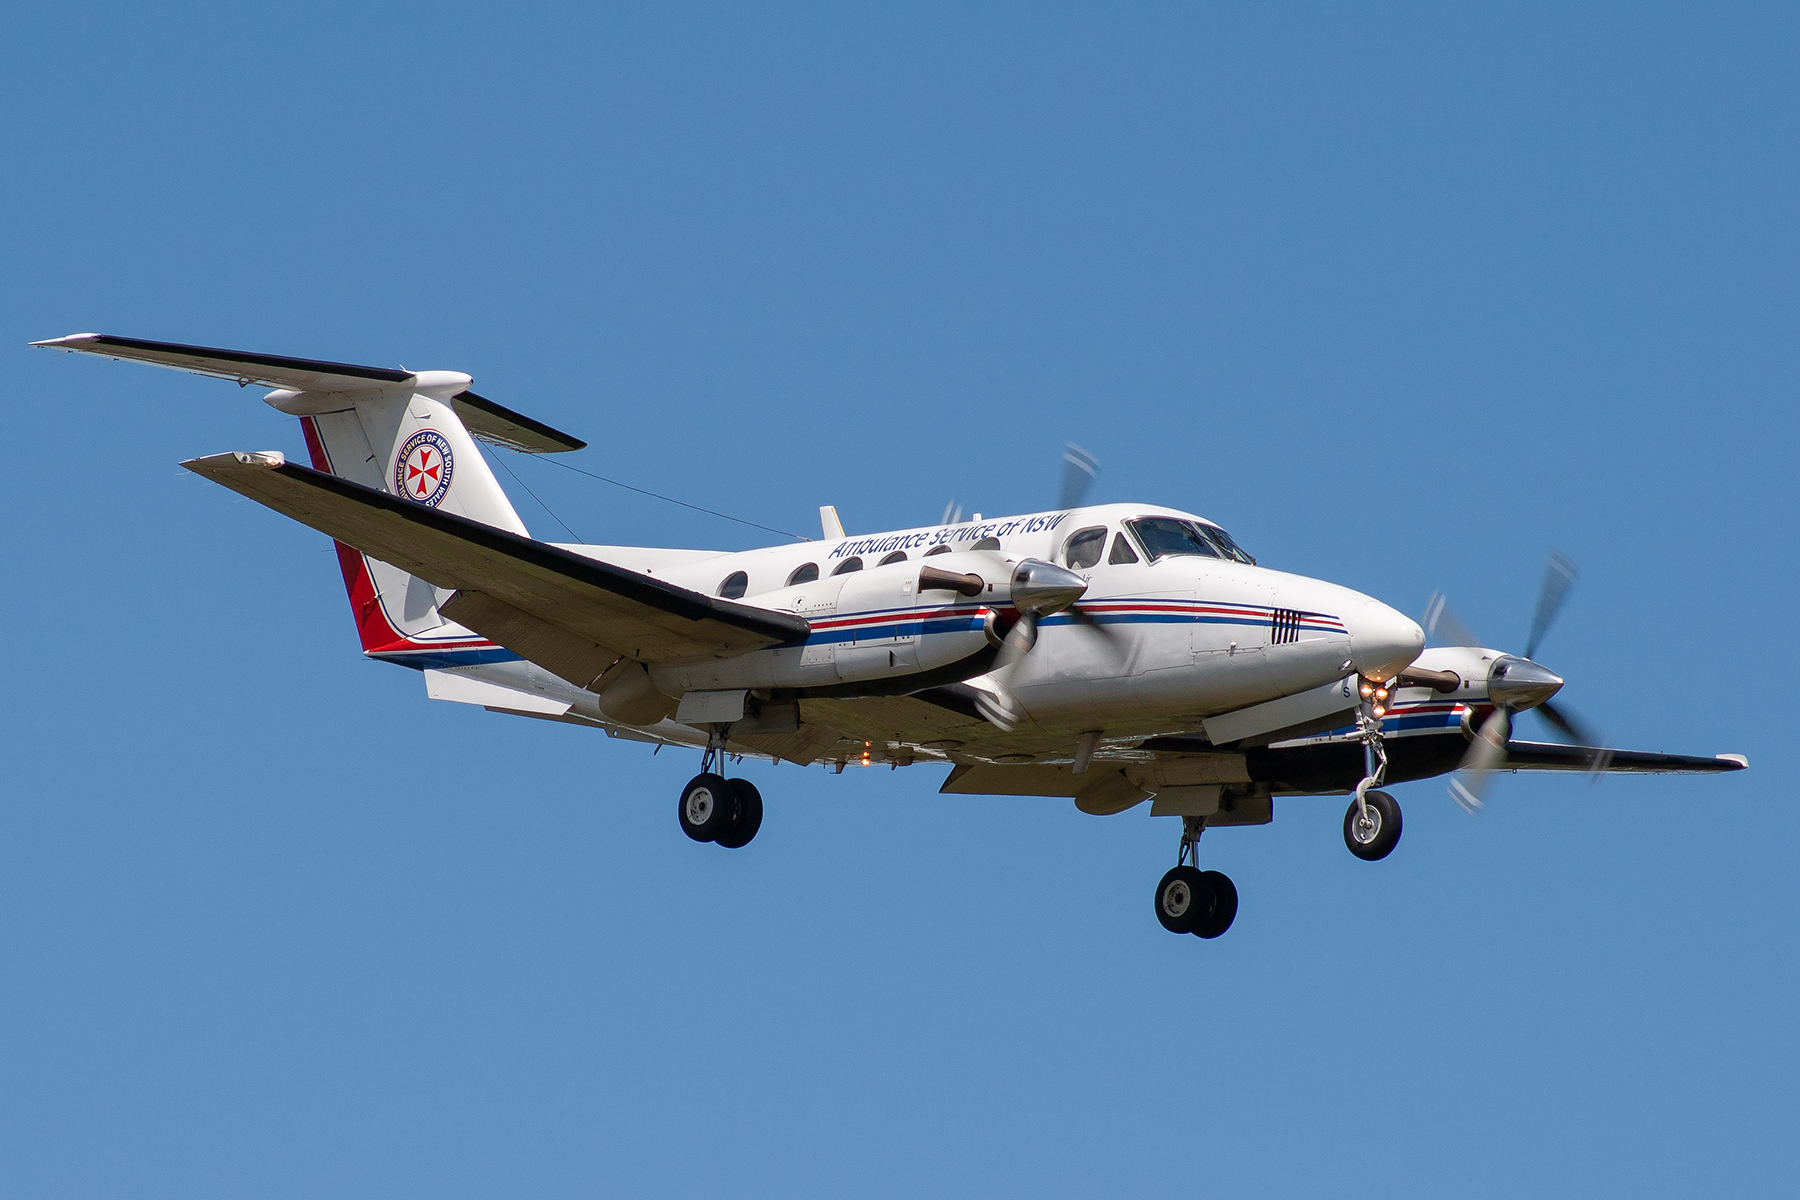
927,443,1111,728
1426,551,1610,813
1059,443,1100,509
993,559,1090,671
939,442,1100,529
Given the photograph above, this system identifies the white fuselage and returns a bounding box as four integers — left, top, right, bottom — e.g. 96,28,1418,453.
474,502,1427,739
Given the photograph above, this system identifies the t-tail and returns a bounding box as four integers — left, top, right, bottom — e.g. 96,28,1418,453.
30,333,584,662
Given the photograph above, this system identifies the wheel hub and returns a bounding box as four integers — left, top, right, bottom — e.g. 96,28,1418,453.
686,789,715,824
1161,880,1192,918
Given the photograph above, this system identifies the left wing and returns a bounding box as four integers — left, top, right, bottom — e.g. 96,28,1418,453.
182,452,809,671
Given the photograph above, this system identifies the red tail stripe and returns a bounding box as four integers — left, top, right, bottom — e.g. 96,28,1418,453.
300,415,406,653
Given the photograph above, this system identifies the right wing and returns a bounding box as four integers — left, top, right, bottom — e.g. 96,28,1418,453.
183,452,808,676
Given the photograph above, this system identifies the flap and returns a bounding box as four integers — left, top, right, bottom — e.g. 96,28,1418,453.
182,452,810,664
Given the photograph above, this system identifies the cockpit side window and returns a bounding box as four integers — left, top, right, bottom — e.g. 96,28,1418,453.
1063,526,1107,570
787,562,819,586
718,570,749,599
1108,532,1139,564
831,557,864,575
1126,517,1221,562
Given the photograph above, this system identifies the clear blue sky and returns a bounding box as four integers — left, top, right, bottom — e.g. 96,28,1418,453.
4,4,1795,1196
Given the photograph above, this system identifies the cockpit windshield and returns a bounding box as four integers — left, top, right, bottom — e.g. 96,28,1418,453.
1126,517,1255,566
1203,524,1256,565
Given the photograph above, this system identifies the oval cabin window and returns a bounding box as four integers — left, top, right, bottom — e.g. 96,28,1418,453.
879,550,908,566
787,562,819,586
831,557,864,576
924,545,952,557
717,571,748,599
1063,526,1106,570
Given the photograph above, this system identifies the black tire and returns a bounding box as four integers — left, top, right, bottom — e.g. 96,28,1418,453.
714,779,764,849
1154,865,1215,934
1192,871,1238,938
1344,790,1402,861
678,773,733,842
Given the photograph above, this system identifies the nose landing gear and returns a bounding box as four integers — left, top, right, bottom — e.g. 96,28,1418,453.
1344,789,1401,860
677,727,764,849
1344,677,1404,861
1153,817,1239,939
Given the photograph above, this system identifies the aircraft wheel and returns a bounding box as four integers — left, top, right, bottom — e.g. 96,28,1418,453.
1154,865,1215,934
678,773,732,842
714,779,764,849
1191,870,1238,938
1344,790,1402,861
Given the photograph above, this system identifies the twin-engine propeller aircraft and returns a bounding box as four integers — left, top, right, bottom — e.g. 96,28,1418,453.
36,333,1749,939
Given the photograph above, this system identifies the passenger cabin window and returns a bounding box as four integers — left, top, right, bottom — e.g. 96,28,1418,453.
1063,526,1106,570
970,537,1002,551
879,550,908,566
924,545,952,557
717,571,749,599
1108,532,1139,564
831,557,864,575
787,562,819,586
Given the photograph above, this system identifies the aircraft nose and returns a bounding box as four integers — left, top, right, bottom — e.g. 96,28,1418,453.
1346,598,1425,681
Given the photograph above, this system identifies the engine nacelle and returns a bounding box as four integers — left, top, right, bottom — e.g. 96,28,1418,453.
651,553,1012,696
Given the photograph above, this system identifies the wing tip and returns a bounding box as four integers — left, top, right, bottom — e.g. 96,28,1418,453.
1716,753,1750,770
30,333,101,348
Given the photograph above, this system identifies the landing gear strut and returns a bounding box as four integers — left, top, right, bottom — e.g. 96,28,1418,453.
1344,678,1404,861
678,725,764,849
1154,816,1239,939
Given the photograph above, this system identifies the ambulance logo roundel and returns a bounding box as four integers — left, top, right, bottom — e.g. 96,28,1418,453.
395,429,454,506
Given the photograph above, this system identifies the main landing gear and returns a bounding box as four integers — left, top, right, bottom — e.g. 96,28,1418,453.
1154,817,1239,939
677,727,763,849
1343,677,1403,862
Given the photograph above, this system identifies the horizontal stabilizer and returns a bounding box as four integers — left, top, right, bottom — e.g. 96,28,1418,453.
181,451,809,664
449,390,586,453
32,333,585,453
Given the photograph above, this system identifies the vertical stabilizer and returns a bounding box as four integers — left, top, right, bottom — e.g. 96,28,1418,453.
29,334,584,660
293,390,528,654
